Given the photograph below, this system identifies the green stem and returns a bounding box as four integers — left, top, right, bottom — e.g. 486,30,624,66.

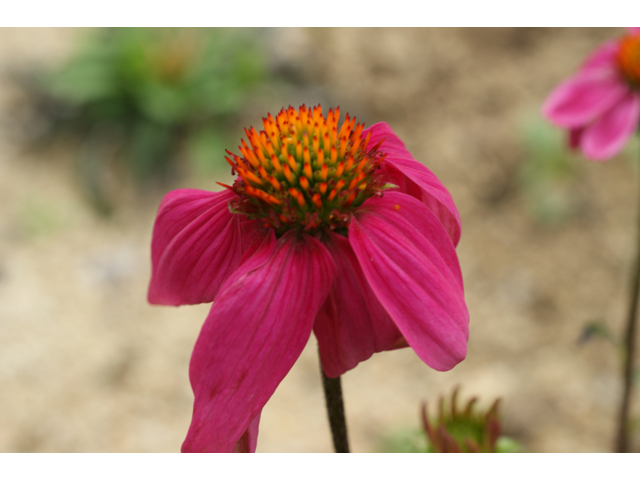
320,358,350,453
615,148,640,453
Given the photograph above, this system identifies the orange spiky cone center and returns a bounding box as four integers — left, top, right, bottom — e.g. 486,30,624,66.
618,32,640,87
223,104,386,235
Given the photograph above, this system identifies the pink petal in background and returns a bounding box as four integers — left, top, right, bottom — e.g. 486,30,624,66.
542,69,629,128
569,127,585,150
580,40,620,72
581,92,640,160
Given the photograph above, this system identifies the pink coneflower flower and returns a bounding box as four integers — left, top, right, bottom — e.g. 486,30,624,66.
148,105,469,452
543,28,640,160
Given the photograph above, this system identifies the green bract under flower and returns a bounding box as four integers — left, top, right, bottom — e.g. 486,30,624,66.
222,104,387,235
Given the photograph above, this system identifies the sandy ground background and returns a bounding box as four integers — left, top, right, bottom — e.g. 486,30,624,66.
1,27,639,452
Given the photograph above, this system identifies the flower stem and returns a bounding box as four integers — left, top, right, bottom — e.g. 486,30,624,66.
320,362,350,453
615,149,640,453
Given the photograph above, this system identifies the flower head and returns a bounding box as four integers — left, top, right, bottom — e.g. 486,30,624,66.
421,387,501,453
148,105,469,452
543,28,640,161
225,105,387,235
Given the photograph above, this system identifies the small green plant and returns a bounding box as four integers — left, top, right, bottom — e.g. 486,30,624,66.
21,28,270,213
422,387,505,453
380,387,521,453
379,428,428,453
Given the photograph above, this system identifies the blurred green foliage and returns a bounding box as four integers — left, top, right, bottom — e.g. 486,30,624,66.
17,197,67,239
378,428,428,453
23,28,270,214
579,320,617,346
518,117,582,226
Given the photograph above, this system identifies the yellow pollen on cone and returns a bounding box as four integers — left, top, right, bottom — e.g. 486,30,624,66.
227,104,387,234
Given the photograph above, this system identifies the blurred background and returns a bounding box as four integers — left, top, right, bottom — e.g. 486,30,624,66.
0,27,638,452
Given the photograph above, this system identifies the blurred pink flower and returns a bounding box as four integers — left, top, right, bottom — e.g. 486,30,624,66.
543,28,640,160
148,105,469,452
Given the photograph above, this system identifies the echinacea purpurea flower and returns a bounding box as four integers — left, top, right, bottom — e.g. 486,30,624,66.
543,28,640,160
148,104,469,452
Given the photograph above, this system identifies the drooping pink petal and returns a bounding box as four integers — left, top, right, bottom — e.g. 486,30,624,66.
569,127,585,150
364,122,462,246
233,414,261,453
628,27,640,34
148,188,253,306
580,40,620,72
542,69,629,128
182,230,336,452
349,191,468,372
580,91,640,160
313,231,403,378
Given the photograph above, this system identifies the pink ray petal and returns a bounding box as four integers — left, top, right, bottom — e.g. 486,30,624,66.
314,231,403,378
569,127,585,150
542,69,629,128
148,189,253,306
349,191,468,372
233,413,261,453
364,122,462,246
182,231,336,452
580,91,640,161
628,27,640,33
580,40,620,72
